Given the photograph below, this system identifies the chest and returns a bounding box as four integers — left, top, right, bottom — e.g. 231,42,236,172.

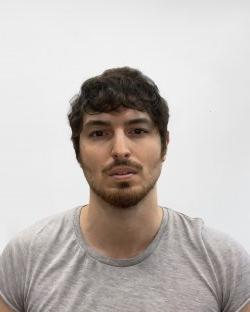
24,256,220,312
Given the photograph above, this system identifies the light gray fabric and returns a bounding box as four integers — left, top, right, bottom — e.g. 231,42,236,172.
0,206,249,312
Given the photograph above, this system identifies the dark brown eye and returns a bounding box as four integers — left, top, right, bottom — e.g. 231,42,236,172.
131,129,148,135
89,130,105,137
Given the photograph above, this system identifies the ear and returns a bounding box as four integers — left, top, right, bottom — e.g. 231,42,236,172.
161,131,170,162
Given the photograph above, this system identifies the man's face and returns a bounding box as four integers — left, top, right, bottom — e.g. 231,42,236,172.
79,108,167,209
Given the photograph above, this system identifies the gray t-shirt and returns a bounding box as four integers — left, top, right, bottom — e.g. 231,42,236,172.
0,206,249,312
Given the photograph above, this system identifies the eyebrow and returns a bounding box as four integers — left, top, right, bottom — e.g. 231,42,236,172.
83,118,153,130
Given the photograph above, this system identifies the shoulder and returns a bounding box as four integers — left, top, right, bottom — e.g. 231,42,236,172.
0,206,83,311
201,223,249,259
1,206,81,259
165,207,250,311
164,207,205,244
165,207,250,275
166,207,249,256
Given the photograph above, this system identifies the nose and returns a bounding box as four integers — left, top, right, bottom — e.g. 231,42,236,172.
111,131,131,159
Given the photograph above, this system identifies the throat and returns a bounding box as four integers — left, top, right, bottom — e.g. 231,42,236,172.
80,204,163,260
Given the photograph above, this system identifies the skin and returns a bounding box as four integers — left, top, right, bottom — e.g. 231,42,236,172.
1,108,249,311
242,305,250,312
0,298,14,311
79,107,169,259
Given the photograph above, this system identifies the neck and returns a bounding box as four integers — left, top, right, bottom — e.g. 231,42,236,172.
80,188,163,259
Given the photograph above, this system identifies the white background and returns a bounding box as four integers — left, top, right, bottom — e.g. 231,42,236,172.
0,0,249,252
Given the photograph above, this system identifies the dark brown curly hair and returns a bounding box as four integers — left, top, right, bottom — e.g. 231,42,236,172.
67,67,169,162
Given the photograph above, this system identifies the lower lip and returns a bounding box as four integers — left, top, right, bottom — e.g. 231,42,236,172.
110,173,136,180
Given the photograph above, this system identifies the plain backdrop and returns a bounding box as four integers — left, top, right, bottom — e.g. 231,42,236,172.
0,0,249,252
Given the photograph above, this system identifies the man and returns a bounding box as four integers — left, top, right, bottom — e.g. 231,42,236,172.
0,67,249,311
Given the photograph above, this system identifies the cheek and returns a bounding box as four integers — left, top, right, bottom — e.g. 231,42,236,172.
80,143,94,161
140,143,162,170
79,144,106,173
147,140,162,160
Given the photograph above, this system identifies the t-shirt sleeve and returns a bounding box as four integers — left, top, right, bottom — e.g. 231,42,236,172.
0,234,28,312
202,226,250,312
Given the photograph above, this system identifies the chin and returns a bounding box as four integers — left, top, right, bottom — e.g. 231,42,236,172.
92,183,156,209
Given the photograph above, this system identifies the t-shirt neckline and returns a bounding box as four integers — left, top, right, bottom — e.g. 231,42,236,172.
73,205,168,267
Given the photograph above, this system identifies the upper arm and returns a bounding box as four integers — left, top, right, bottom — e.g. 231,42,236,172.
0,240,26,312
241,303,250,312
0,297,14,312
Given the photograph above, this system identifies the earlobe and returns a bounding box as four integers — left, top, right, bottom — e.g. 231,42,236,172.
161,132,169,162
161,151,167,162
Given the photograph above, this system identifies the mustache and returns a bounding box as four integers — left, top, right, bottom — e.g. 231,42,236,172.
105,159,142,172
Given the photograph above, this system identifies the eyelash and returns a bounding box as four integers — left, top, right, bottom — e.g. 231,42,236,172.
89,129,149,138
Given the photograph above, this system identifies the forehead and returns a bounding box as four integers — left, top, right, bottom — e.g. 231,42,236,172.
83,108,153,127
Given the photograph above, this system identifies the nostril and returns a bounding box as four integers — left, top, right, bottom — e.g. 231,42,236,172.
112,151,130,158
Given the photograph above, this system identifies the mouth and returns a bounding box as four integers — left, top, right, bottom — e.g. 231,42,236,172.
110,173,136,180
108,166,138,177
